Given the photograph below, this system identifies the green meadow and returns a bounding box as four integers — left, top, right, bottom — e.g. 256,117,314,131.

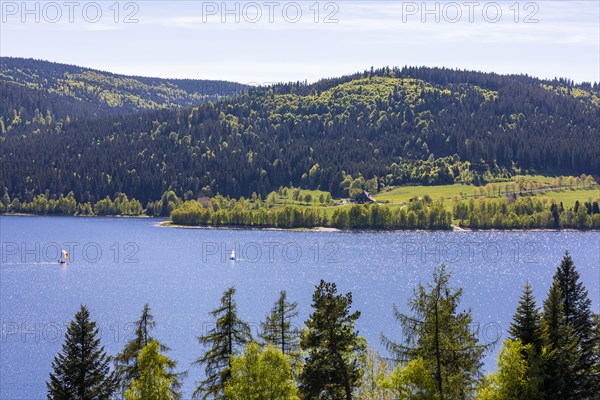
374,176,599,208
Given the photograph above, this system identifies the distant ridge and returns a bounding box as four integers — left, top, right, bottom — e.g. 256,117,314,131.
0,57,247,122
1,62,598,203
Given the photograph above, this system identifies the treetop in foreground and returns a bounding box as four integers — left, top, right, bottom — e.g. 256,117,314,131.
300,280,363,400
47,305,118,400
194,287,252,400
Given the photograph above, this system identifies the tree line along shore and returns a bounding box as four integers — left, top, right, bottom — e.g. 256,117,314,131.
2,180,599,230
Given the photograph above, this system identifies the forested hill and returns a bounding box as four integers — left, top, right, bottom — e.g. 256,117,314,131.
1,65,599,204
0,57,246,128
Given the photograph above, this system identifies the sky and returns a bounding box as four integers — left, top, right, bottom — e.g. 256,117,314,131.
1,0,598,84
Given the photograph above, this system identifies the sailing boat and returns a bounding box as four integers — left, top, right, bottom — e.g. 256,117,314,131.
229,249,236,261
58,249,69,264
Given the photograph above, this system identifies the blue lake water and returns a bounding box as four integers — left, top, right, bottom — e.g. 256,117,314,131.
1,216,598,399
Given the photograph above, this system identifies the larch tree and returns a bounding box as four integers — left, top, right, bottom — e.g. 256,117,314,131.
194,287,252,400
115,303,183,398
259,290,300,356
382,264,492,400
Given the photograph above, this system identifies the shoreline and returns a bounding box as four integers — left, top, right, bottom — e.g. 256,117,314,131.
158,221,595,233
0,213,156,219
157,221,342,233
2,214,596,233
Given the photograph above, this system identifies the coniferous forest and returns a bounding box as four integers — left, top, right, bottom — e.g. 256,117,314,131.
47,252,599,399
1,58,599,208
0,57,247,123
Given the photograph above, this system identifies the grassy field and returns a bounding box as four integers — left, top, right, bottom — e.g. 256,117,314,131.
259,176,599,218
375,183,477,204
538,188,600,207
374,177,599,208
269,188,332,205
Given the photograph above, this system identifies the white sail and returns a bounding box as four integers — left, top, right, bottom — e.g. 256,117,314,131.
59,249,69,264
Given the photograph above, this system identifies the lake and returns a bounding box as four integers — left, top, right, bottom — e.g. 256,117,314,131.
1,216,598,399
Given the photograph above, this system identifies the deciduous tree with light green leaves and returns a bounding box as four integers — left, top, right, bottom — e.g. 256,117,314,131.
124,340,177,400
115,304,183,399
224,342,299,400
355,345,393,400
383,357,436,400
476,339,543,400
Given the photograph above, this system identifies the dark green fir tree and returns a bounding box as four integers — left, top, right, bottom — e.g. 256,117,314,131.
47,305,118,400
541,280,580,400
509,281,543,351
552,251,598,398
299,280,363,400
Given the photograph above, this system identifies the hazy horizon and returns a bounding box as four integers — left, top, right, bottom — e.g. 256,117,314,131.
1,1,598,84
2,54,598,86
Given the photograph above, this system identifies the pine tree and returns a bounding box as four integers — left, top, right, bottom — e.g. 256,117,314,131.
194,287,252,399
552,251,597,398
299,280,363,400
124,340,177,400
382,264,491,400
47,305,118,400
115,304,183,398
541,280,580,400
509,282,543,351
259,290,300,356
